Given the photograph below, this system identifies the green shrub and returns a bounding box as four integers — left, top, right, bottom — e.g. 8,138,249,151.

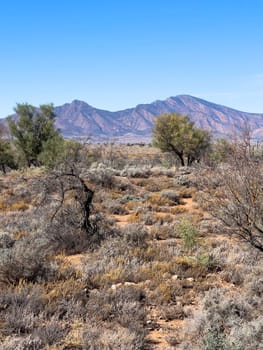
176,219,198,251
202,327,230,350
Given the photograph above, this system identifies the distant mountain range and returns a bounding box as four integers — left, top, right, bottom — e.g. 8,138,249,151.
3,95,263,142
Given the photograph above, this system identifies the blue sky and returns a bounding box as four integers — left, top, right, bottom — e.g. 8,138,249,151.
0,0,262,117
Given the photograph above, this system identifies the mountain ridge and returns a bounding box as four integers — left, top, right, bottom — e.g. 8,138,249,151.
2,95,263,142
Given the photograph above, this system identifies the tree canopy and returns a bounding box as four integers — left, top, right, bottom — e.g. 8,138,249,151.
8,103,63,167
152,113,211,166
0,125,16,173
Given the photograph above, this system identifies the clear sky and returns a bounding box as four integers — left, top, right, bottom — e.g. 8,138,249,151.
0,0,263,117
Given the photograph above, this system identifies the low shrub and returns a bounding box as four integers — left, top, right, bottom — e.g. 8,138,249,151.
105,199,128,215
160,304,185,321
0,236,55,285
0,335,44,350
222,268,244,286
179,285,261,349
228,316,263,350
140,212,157,225
44,278,88,320
202,327,231,350
160,190,180,205
119,194,141,204
0,232,15,248
44,222,91,254
83,324,145,350
147,193,171,207
176,219,198,251
122,224,148,248
0,283,45,336
151,280,184,304
86,285,147,328
150,223,177,240
250,279,263,297
170,205,188,214
33,318,69,347
120,166,152,178
85,164,116,188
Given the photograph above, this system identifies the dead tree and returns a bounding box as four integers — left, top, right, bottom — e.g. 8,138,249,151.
39,161,94,236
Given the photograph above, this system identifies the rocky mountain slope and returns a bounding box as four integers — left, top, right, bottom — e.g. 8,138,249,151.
54,95,263,141
3,95,263,142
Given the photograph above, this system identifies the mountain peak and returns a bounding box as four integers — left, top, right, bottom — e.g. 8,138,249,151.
2,96,263,142
54,96,263,141
71,99,93,107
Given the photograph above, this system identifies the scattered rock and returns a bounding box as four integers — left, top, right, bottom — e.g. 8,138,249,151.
171,274,179,281
186,277,194,283
124,281,137,287
111,283,122,290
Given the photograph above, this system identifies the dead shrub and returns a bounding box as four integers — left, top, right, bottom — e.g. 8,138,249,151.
83,324,145,350
122,224,148,248
0,283,45,336
160,190,180,205
0,335,44,350
160,304,185,320
33,318,69,347
86,285,146,329
150,280,184,304
106,200,128,215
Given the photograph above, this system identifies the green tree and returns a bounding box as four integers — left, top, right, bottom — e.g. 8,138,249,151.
8,103,63,167
0,125,16,174
209,138,233,164
152,113,211,166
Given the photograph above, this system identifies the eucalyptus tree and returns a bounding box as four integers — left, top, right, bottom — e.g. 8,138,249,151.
8,103,63,167
152,113,211,166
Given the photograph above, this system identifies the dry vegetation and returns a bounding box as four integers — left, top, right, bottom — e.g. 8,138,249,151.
0,143,262,350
